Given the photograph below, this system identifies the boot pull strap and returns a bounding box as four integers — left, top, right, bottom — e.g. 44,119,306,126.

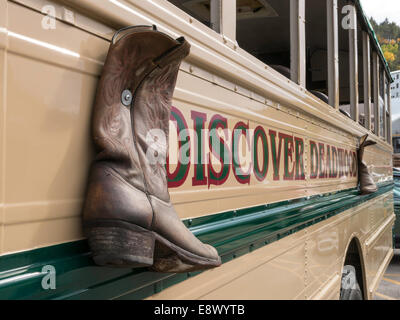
358,134,377,161
359,134,377,150
112,25,157,44
153,37,190,69
362,140,377,148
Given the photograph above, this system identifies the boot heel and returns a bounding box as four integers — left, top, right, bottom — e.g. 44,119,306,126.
85,221,155,268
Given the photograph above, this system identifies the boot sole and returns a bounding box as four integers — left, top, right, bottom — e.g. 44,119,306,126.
83,219,221,272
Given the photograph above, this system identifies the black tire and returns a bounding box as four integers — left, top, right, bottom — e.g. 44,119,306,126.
340,265,363,300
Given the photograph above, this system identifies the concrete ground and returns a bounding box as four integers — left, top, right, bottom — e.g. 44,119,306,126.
373,249,400,300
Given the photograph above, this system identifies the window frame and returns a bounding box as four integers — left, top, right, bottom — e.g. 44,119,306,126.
167,0,391,143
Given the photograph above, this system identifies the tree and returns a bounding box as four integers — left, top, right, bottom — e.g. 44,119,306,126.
384,51,395,64
371,17,400,71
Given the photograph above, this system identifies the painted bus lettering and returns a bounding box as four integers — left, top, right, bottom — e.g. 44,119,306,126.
310,141,357,180
163,107,357,188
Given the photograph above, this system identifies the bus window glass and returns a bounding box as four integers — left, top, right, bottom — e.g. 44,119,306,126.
167,0,215,30
387,77,391,141
379,63,385,137
338,0,351,118
236,0,290,79
370,51,376,134
358,22,365,127
393,137,400,154
306,0,328,104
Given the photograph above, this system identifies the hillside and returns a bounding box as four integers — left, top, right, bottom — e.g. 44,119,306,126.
370,18,400,71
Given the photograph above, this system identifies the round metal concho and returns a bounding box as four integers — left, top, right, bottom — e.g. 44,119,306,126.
121,89,133,106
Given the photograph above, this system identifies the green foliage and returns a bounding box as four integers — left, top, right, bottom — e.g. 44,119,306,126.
371,17,400,71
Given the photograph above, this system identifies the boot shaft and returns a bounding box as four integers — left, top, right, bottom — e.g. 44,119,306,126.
91,26,189,196
357,134,378,194
132,44,189,201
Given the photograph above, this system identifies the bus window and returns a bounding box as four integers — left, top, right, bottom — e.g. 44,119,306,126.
236,0,290,79
167,0,218,31
306,0,328,104
387,77,392,142
357,22,365,127
337,1,362,122
393,136,400,154
338,0,351,118
371,51,377,135
361,30,373,131
379,62,385,137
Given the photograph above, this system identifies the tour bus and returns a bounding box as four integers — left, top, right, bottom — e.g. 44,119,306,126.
0,0,395,300
393,135,400,248
393,134,400,167
393,168,400,248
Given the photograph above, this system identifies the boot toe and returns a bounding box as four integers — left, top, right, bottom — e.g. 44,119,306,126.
203,244,221,263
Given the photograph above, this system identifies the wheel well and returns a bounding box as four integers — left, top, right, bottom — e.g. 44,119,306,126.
343,237,366,299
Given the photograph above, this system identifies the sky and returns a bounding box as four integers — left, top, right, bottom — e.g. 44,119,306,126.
359,1,400,120
360,0,400,26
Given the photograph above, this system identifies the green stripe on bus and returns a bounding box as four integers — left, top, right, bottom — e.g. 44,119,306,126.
0,182,393,300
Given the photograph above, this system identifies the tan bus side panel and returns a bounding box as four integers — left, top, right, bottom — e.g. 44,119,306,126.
364,145,393,184
307,192,394,300
0,2,109,254
0,0,6,256
148,193,394,300
0,1,393,257
167,69,386,219
364,192,395,297
150,229,309,300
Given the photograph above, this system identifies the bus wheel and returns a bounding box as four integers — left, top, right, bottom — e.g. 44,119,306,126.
340,265,363,300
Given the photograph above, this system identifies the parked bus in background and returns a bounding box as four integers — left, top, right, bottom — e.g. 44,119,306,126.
393,168,400,248
393,133,400,167
0,0,394,299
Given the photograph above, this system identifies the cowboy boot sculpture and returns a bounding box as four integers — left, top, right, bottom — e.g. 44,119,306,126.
83,25,221,273
358,134,378,195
